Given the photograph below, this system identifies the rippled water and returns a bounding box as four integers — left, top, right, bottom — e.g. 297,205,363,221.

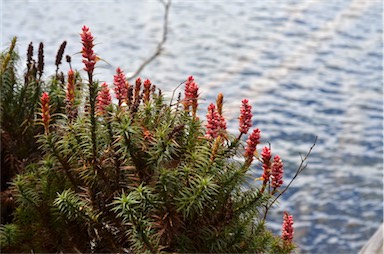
2,0,383,253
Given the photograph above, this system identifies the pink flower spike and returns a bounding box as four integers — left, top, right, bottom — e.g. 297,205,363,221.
282,211,294,243
261,146,271,161
97,82,112,115
244,128,261,161
80,26,97,74
239,98,252,135
271,155,284,189
205,103,220,139
113,67,128,106
40,92,50,133
184,76,199,116
261,146,272,181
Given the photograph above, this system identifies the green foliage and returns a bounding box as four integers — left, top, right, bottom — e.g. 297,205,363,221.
1,39,70,231
0,224,20,250
0,32,306,253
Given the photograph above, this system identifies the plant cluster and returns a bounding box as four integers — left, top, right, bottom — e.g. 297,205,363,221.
0,26,315,253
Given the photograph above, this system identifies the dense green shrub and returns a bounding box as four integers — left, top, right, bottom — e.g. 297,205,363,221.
0,26,314,253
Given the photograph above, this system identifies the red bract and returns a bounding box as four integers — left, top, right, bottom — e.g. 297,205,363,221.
97,82,112,115
113,67,128,106
41,92,50,133
244,128,261,161
239,98,252,135
205,103,220,139
81,25,96,74
66,69,75,104
134,77,142,102
184,76,199,116
143,79,152,103
282,211,294,243
261,146,272,181
271,155,284,188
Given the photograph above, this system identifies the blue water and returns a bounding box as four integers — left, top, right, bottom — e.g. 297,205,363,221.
2,0,383,253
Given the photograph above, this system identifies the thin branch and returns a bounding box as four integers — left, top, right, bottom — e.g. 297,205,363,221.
262,136,317,221
169,79,187,106
127,0,171,81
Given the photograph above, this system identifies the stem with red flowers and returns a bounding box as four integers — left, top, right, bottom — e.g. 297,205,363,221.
81,26,98,166
40,92,50,134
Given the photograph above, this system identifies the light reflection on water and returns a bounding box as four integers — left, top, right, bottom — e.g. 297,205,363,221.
2,0,382,253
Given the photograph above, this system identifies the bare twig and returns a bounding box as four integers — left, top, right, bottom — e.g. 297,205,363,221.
262,136,318,221
169,79,187,107
127,0,171,81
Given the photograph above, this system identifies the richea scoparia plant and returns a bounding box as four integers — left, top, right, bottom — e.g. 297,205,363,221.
0,26,314,253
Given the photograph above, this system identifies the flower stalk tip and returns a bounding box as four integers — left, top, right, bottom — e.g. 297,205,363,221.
184,76,199,118
81,26,97,75
37,42,44,78
205,103,220,139
66,69,75,104
55,41,67,72
65,69,78,120
282,211,294,243
40,92,50,133
97,82,112,115
143,79,152,103
271,155,284,189
244,128,261,163
114,67,128,107
205,103,227,140
239,98,253,135
261,146,272,179
134,77,142,103
216,93,224,115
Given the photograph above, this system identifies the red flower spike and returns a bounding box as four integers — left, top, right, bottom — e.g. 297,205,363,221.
205,103,220,139
271,155,284,189
113,67,128,106
97,82,112,115
134,77,142,102
143,79,151,103
239,98,252,135
184,76,199,116
80,26,97,74
40,92,50,133
261,146,272,181
282,211,294,243
244,128,261,161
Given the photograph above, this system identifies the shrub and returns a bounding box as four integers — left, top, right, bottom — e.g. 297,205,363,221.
0,26,315,253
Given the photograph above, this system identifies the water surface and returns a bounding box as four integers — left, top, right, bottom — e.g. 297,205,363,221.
2,1,382,253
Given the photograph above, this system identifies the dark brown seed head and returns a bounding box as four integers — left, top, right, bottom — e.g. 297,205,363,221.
55,41,67,67
37,42,44,77
27,42,33,65
127,85,133,107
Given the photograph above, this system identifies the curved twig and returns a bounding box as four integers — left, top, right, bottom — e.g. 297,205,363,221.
169,79,187,107
262,136,318,221
127,0,171,81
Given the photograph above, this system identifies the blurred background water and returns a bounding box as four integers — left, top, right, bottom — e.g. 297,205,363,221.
2,0,383,253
